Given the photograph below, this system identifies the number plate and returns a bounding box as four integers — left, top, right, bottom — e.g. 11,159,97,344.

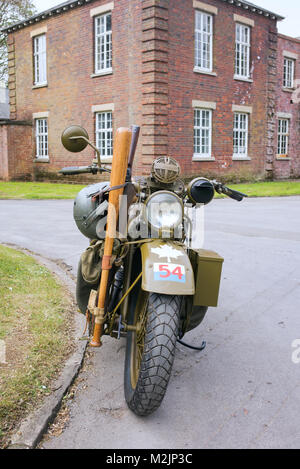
153,263,186,283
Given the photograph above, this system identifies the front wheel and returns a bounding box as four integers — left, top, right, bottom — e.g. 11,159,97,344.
124,292,181,416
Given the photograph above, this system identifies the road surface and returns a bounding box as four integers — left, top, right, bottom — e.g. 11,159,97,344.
0,196,299,449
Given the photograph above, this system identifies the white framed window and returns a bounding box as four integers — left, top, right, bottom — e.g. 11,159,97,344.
277,119,289,157
95,111,113,161
283,58,295,89
33,34,47,85
233,112,249,158
194,10,213,72
94,12,112,74
193,108,212,159
35,118,48,158
235,23,250,79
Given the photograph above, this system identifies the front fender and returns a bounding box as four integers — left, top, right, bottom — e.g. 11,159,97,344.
140,240,195,295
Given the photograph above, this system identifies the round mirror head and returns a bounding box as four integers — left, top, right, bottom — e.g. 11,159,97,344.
187,178,215,205
61,125,89,153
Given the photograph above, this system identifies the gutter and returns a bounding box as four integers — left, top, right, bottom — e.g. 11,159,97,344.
2,0,284,34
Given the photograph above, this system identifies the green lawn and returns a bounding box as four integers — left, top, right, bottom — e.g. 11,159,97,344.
215,181,300,198
0,182,86,199
0,180,300,200
0,245,73,448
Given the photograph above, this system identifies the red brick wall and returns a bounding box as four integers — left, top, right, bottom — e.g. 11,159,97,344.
0,124,9,181
0,125,9,180
6,0,291,182
167,0,277,180
8,123,33,180
141,0,170,176
273,35,300,179
0,122,33,181
8,0,143,181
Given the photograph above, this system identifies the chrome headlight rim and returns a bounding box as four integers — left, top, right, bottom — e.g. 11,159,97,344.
145,190,184,231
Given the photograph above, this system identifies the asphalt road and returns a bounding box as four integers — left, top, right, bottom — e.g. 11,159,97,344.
0,197,299,449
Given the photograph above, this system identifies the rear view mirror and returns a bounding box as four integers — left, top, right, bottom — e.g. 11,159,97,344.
61,125,89,153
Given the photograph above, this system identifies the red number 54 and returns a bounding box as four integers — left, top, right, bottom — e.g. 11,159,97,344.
159,265,183,280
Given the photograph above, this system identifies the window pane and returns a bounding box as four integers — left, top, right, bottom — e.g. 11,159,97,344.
277,118,289,155
35,118,48,158
95,13,112,72
235,24,250,78
33,35,47,85
106,14,112,31
233,113,248,156
96,111,113,158
195,11,213,71
194,108,212,157
283,58,294,88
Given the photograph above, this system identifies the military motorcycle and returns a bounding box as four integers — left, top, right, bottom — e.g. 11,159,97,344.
60,124,247,416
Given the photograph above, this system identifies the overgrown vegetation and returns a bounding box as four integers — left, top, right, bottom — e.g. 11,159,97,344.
0,245,74,448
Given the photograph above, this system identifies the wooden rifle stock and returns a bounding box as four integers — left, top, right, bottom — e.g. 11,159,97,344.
90,127,132,347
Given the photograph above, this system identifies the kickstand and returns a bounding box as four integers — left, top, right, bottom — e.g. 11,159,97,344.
177,338,206,351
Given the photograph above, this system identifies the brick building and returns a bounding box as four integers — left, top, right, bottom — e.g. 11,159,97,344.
273,34,300,179
0,0,299,182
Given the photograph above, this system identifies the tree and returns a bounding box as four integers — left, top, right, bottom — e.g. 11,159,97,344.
0,0,37,83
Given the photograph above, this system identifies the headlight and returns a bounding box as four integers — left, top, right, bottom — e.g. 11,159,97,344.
145,191,183,231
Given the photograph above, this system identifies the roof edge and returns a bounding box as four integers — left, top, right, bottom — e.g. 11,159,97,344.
2,0,97,34
225,0,284,21
278,33,300,44
2,0,285,34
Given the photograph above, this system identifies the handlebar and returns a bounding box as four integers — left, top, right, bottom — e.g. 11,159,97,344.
59,165,247,202
59,165,110,175
60,124,140,179
212,180,248,202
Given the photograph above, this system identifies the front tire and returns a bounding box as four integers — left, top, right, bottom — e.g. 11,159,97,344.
124,292,181,416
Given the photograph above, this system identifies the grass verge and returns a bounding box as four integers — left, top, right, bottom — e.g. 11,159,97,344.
0,180,300,200
0,245,74,448
216,180,300,198
0,182,86,199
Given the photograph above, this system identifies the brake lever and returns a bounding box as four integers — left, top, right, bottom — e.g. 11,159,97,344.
98,167,111,174
211,180,223,194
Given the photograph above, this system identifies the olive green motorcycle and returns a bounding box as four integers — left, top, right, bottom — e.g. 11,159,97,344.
60,124,247,417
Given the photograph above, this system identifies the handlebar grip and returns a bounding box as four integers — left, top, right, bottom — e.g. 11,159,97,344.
59,166,92,175
224,187,247,202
